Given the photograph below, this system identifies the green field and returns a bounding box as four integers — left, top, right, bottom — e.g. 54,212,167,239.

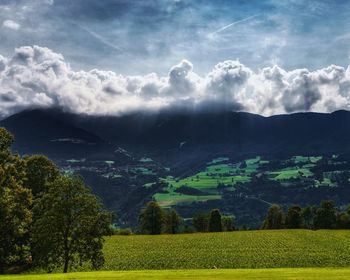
3,268,350,280
292,156,322,164
268,167,313,180
152,154,350,206
155,157,264,206
100,230,350,270
4,230,350,279
154,192,221,207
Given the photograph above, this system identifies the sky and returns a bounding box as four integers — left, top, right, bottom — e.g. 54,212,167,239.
1,0,350,117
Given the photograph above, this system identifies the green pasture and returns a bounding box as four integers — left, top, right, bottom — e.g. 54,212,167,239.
268,167,313,180
101,230,350,270
154,157,266,206
3,268,350,280
5,230,350,279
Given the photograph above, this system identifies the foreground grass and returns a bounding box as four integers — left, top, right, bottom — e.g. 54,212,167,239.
102,230,350,270
3,268,350,280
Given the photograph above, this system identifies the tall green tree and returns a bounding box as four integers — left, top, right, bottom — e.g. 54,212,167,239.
192,212,209,232
222,215,234,231
285,205,303,229
31,175,112,273
208,209,222,232
336,212,350,229
164,209,182,234
24,155,59,197
138,201,164,235
0,127,14,151
262,204,284,229
0,128,32,273
314,200,337,229
337,204,350,229
301,206,316,229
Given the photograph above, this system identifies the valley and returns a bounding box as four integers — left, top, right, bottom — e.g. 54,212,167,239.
2,109,350,228
56,152,350,228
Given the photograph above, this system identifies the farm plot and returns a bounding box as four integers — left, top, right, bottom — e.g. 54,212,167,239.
102,230,350,270
154,157,265,206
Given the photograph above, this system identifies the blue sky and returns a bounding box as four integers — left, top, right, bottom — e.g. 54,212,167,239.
1,0,350,75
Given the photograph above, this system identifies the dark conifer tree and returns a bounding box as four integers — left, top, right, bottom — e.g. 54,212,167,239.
208,209,223,232
285,205,303,229
262,204,284,229
139,201,164,234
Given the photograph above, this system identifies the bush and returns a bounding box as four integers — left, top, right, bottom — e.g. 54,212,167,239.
116,228,133,235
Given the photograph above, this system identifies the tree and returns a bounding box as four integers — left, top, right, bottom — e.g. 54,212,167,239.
0,127,14,151
285,205,303,229
0,128,32,273
301,206,316,229
336,212,350,229
208,209,222,232
314,200,337,229
261,204,284,229
164,209,182,234
138,201,164,235
222,216,234,231
24,155,59,197
192,212,209,232
337,204,350,228
31,175,112,273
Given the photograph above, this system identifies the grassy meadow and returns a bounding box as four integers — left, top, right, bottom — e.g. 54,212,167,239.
3,230,350,279
3,268,350,280
102,230,350,270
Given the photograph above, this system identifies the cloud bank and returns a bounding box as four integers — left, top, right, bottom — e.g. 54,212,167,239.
0,45,350,118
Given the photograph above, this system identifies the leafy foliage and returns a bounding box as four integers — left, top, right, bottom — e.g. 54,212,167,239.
0,128,32,273
208,209,222,232
285,205,303,229
314,200,337,229
31,175,113,273
261,204,284,229
24,155,60,197
138,201,164,235
164,209,182,234
192,212,209,232
222,216,234,231
0,127,113,274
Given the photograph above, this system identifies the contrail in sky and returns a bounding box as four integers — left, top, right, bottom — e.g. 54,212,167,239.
209,14,261,37
77,24,121,51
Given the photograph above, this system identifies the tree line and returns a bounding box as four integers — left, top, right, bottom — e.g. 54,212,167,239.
136,199,350,234
137,201,234,234
262,201,350,230
0,128,113,274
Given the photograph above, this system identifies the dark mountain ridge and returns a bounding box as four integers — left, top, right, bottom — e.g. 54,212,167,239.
1,109,350,161
0,109,107,159
2,108,350,227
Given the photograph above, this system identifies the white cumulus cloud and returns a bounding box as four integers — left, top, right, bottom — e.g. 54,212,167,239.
2,20,21,30
0,45,350,118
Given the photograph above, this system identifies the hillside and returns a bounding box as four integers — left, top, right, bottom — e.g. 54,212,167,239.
3,109,350,158
0,110,107,159
2,109,350,227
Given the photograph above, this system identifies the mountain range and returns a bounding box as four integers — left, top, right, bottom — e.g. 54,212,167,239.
2,109,350,227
